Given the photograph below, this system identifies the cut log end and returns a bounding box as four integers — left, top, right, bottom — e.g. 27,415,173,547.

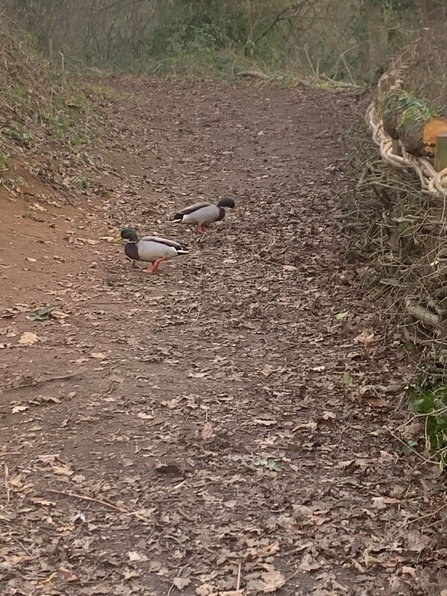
423,118,447,156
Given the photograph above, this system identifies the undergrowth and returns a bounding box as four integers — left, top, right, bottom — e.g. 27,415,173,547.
406,375,447,471
0,17,102,201
345,120,447,469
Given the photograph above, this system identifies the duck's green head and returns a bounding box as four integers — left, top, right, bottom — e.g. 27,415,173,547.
218,197,237,212
120,228,138,242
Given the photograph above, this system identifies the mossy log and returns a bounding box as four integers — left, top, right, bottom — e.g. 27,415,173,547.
382,90,447,157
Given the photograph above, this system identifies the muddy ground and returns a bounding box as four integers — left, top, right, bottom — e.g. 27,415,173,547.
1,77,447,596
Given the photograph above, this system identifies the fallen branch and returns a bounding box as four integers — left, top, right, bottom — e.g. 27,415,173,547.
4,371,86,392
236,70,270,80
46,489,128,513
405,298,440,327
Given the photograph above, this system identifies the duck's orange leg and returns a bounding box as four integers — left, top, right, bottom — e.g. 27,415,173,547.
198,223,210,233
143,257,166,273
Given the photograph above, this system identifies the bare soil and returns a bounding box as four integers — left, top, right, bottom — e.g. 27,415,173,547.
1,77,446,596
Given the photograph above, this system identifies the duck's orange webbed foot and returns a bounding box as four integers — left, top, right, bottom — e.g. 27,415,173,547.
143,257,166,273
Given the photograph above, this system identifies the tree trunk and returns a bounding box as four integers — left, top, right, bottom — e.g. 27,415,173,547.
364,0,388,70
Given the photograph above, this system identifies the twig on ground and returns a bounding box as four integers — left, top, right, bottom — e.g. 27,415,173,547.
47,489,128,513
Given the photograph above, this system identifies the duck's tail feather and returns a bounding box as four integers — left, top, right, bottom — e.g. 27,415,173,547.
172,213,184,221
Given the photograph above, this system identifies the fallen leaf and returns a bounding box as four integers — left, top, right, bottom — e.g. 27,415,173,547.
292,421,317,432
26,257,37,263
80,587,110,595
9,474,23,487
322,411,336,419
128,551,148,562
195,585,214,596
42,571,57,584
401,566,416,578
342,371,353,386
11,405,28,413
254,419,277,426
59,567,78,582
201,422,214,440
261,364,275,377
18,332,39,346
335,310,349,320
31,499,56,507
26,305,58,321
123,568,140,580
365,396,387,408
173,578,191,591
137,412,154,420
371,496,401,509
51,464,74,477
353,330,375,347
299,553,321,571
91,352,106,359
406,530,430,552
253,458,282,472
261,569,285,592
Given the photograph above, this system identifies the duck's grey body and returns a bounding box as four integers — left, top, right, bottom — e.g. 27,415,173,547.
173,203,224,225
125,236,187,263
120,228,188,273
172,197,235,232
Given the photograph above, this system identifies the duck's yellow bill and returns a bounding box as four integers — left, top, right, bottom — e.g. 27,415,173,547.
113,235,122,243
231,207,238,213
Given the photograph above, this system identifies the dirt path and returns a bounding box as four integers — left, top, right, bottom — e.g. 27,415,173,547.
1,78,446,596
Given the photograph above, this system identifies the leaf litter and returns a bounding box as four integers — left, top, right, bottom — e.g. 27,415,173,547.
0,76,446,596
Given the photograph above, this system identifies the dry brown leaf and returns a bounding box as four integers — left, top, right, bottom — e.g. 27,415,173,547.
401,566,416,578
201,422,214,440
137,412,154,420
365,395,387,407
406,530,430,552
260,569,285,592
80,587,110,595
261,364,275,377
353,331,375,347
31,499,56,507
173,577,191,591
59,567,78,582
299,553,321,571
195,584,214,596
11,405,28,413
51,464,74,477
254,419,277,426
91,352,106,359
9,474,23,487
18,331,39,346
128,551,148,562
379,450,397,463
371,496,401,509
123,568,140,580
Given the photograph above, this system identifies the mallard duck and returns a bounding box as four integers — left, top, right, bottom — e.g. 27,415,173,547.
120,228,188,273
172,197,236,233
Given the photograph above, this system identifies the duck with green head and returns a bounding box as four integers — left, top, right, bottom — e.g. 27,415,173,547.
120,228,188,273
172,197,236,233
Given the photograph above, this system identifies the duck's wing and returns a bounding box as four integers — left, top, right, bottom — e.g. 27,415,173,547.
176,202,211,215
140,236,185,249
